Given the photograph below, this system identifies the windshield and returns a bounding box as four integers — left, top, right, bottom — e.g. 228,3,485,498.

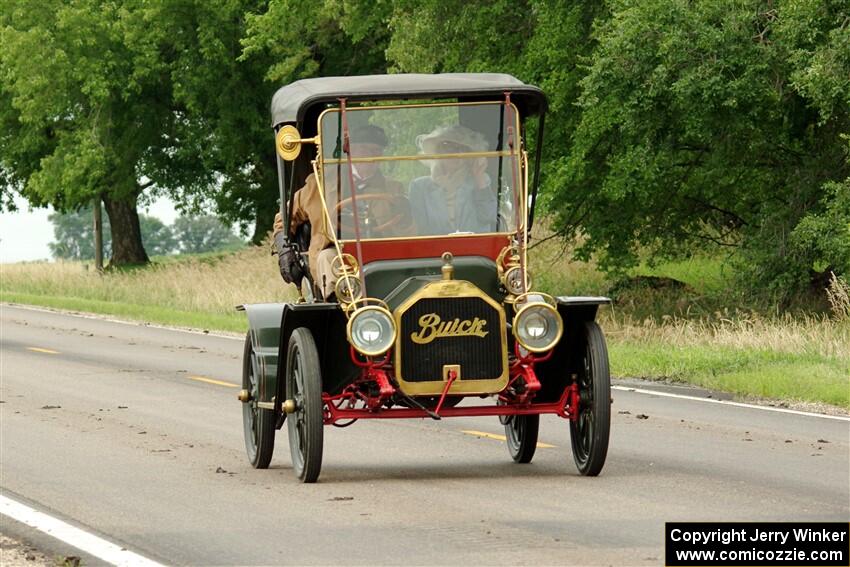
318,102,522,241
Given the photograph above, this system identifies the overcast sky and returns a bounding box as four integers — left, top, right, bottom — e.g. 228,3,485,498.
0,196,182,263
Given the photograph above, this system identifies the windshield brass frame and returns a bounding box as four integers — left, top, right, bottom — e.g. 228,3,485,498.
321,150,515,165
312,100,525,246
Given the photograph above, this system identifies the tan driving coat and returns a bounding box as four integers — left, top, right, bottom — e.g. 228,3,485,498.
274,172,407,283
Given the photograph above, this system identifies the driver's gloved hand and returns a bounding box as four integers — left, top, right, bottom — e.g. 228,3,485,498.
274,231,304,286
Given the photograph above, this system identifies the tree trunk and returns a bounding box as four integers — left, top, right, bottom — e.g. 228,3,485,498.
103,193,149,266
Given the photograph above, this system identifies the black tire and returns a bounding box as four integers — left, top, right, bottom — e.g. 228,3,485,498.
242,332,275,468
569,321,611,476
286,328,324,483
505,414,539,463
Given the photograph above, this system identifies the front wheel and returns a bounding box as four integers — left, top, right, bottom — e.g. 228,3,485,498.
242,332,275,468
286,328,324,483
569,321,611,476
505,414,539,463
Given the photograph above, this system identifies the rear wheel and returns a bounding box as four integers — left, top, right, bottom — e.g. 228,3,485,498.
569,321,611,476
242,332,275,468
286,328,324,483
504,414,539,463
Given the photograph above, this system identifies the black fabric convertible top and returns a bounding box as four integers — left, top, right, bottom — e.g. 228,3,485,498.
270,73,547,127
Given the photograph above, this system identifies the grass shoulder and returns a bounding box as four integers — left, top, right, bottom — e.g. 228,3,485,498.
609,341,849,410
0,291,248,334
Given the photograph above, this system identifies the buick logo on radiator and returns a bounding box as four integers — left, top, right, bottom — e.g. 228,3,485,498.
410,313,489,345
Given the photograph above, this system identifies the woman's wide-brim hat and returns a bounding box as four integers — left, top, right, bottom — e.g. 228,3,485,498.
416,125,489,155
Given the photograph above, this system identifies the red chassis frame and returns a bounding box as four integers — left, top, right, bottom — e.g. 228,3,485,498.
321,345,580,424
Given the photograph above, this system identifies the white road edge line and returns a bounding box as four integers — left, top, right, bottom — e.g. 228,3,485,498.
612,385,850,422
2,302,242,341
0,494,165,567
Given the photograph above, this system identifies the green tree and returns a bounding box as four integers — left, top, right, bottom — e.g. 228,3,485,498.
556,0,849,298
384,0,533,75
133,1,280,244
0,0,180,265
241,0,390,84
172,215,243,254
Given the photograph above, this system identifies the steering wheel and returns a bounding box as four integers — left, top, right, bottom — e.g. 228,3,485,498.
333,193,409,236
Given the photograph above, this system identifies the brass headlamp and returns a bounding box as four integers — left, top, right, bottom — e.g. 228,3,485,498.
346,301,397,357
512,293,563,353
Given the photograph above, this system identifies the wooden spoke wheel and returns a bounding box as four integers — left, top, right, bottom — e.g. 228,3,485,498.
569,321,611,476
242,332,275,469
286,328,324,483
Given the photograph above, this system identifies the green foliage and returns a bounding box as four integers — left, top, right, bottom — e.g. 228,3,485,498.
225,0,392,240
241,0,390,83
557,0,849,301
134,1,281,243
789,156,850,277
172,215,244,254
385,0,533,74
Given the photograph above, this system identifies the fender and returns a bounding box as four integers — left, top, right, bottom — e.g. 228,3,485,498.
238,303,287,405
555,296,611,323
240,302,347,410
534,296,611,403
272,303,350,423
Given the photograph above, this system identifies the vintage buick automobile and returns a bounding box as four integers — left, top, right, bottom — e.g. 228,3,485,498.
238,74,611,482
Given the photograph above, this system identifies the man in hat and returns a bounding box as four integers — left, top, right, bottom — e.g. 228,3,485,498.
409,124,497,235
273,124,409,299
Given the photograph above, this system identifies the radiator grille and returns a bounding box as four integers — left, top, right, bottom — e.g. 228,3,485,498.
399,297,503,382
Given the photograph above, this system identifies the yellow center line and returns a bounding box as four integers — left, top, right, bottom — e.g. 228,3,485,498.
461,429,556,448
27,347,60,355
188,375,239,388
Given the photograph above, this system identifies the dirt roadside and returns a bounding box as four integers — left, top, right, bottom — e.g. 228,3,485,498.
0,533,67,566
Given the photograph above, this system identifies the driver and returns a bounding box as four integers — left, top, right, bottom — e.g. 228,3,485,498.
273,124,408,299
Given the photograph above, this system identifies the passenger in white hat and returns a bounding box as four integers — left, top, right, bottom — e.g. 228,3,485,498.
409,125,497,235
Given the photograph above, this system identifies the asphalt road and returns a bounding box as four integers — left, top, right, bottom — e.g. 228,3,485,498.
1,304,848,566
